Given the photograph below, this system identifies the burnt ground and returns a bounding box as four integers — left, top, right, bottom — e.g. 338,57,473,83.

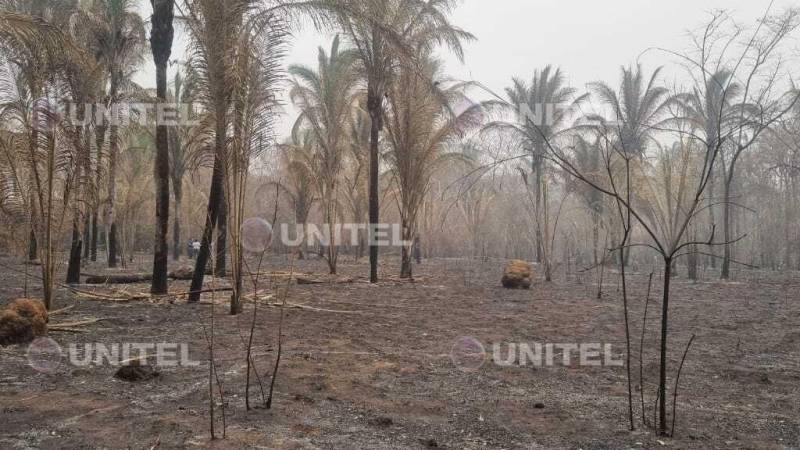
0,254,798,449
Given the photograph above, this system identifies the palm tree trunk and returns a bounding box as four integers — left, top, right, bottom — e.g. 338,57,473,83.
150,0,174,295
658,258,673,436
27,187,38,262
231,247,243,314
91,124,105,262
400,219,413,279
215,184,227,276
90,212,99,261
66,219,82,284
66,140,84,284
721,176,732,279
367,85,382,283
107,121,120,268
707,174,716,269
28,228,37,261
173,191,182,261
82,215,90,259
542,174,552,282
325,190,338,275
297,214,307,260
189,122,226,303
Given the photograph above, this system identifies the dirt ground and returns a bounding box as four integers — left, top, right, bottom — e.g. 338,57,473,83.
0,254,798,449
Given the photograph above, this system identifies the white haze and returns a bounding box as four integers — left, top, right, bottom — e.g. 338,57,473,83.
133,0,800,137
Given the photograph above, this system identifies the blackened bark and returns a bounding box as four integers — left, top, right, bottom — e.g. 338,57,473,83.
149,0,174,295
721,178,732,279
66,222,82,284
687,245,698,280
189,143,225,303
658,258,672,435
92,124,105,263
400,220,413,279
215,186,227,277
173,194,181,260
367,86,382,284
90,212,98,261
28,229,37,261
108,222,119,267
82,215,90,259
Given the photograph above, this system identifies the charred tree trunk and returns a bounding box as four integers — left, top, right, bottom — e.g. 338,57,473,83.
215,184,227,277
90,212,99,261
66,132,84,285
149,0,174,295
687,245,698,281
534,160,543,264
707,174,717,269
66,222,82,284
658,258,673,435
231,248,243,315
106,116,120,268
400,219,413,279
542,172,552,282
173,192,182,261
82,215,90,259
91,124,105,263
367,84,383,284
28,229,37,261
400,246,412,279
189,128,226,303
721,177,733,279
108,222,119,268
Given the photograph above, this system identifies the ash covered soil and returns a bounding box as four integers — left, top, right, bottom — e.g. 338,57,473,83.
0,255,798,449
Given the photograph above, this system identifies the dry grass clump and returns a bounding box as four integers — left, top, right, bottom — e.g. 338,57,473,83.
501,260,533,290
0,299,49,346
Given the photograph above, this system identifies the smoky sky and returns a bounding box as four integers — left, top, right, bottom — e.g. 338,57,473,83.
132,0,799,135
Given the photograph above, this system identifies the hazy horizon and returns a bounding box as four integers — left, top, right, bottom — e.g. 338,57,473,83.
132,0,800,136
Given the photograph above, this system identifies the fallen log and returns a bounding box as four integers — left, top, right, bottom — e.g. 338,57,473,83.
84,274,152,285
296,276,355,285
72,289,142,303
48,327,86,333
84,266,219,283
50,318,103,328
48,317,107,333
168,266,215,280
49,305,76,316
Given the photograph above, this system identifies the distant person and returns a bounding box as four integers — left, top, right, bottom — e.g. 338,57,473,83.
187,239,195,259
413,236,422,264
192,239,201,257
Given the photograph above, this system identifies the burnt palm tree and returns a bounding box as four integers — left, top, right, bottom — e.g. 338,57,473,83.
485,65,588,280
184,0,288,309
590,64,674,155
314,0,472,282
0,3,85,307
77,0,146,268
677,69,741,275
589,64,674,266
289,35,359,274
184,0,252,303
168,65,196,261
384,54,481,278
149,0,175,294
273,132,317,259
343,104,370,259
